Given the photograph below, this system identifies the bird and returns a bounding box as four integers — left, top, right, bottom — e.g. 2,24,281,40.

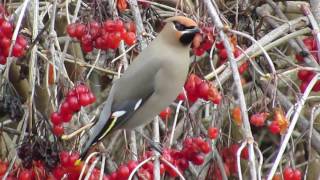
81,16,199,158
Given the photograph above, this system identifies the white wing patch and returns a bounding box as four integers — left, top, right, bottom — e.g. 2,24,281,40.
134,99,143,111
112,110,126,118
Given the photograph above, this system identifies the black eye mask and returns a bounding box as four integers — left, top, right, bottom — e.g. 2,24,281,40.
173,21,196,31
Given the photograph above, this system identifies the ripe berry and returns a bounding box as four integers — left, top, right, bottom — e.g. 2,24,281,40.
208,127,219,139
283,167,293,180
80,34,93,46
1,37,10,48
114,19,124,32
79,93,91,106
159,107,172,120
299,81,309,93
127,160,138,172
12,43,25,57
50,112,62,125
124,32,136,46
117,165,130,178
104,20,116,32
18,169,33,180
61,113,73,122
75,23,86,38
0,56,7,64
76,84,89,94
198,81,209,100
191,154,204,165
292,169,301,180
60,101,72,115
250,112,268,127
16,35,28,48
313,80,320,92
53,124,64,136
218,49,228,60
1,21,13,36
67,23,77,38
67,96,81,111
297,70,314,82
268,121,281,134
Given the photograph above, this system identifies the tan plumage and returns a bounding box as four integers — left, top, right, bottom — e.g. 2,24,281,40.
81,16,199,158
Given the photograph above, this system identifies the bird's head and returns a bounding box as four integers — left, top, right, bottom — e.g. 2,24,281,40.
163,16,200,46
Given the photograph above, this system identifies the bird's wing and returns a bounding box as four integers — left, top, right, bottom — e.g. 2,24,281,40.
81,56,159,158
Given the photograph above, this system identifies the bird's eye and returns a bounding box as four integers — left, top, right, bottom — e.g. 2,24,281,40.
173,21,186,31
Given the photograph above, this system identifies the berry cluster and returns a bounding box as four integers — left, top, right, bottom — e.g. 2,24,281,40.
221,144,249,176
104,137,211,179
297,69,320,93
67,19,136,53
283,167,301,180
294,37,320,93
192,26,215,56
268,108,288,135
51,151,109,180
179,73,222,104
50,84,96,136
0,5,27,64
295,37,318,63
250,112,269,127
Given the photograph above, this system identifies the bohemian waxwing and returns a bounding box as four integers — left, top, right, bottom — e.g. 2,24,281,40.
81,16,199,158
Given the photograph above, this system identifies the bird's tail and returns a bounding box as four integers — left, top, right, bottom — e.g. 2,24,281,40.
80,103,112,159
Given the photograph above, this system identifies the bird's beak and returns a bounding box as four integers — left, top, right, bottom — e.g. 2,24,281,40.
184,27,200,34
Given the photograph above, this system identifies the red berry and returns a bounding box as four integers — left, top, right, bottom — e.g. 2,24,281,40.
191,154,204,165
79,93,91,106
88,92,96,104
0,161,8,176
88,21,100,39
241,147,249,160
1,21,13,36
159,107,172,120
81,34,93,46
218,49,228,60
283,167,293,180
18,169,33,180
53,124,64,136
59,151,70,166
297,70,314,82
295,54,304,62
75,23,86,38
114,19,124,31
238,62,249,75
0,56,6,64
94,37,105,49
127,160,138,172
176,92,186,101
0,37,10,48
208,127,219,139
81,43,93,53
300,81,309,93
67,96,81,111
215,41,224,49
50,112,62,125
16,35,28,48
198,81,210,100
104,20,116,32
193,47,205,56
67,23,77,38
292,169,301,180
177,159,189,171
200,141,211,154
124,32,136,46
125,21,136,33
250,113,268,127
117,165,130,178
61,113,73,122
52,166,65,179
12,43,25,57
268,121,281,134
75,84,89,94
233,47,242,58
68,152,80,167
60,101,72,115
313,80,320,92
